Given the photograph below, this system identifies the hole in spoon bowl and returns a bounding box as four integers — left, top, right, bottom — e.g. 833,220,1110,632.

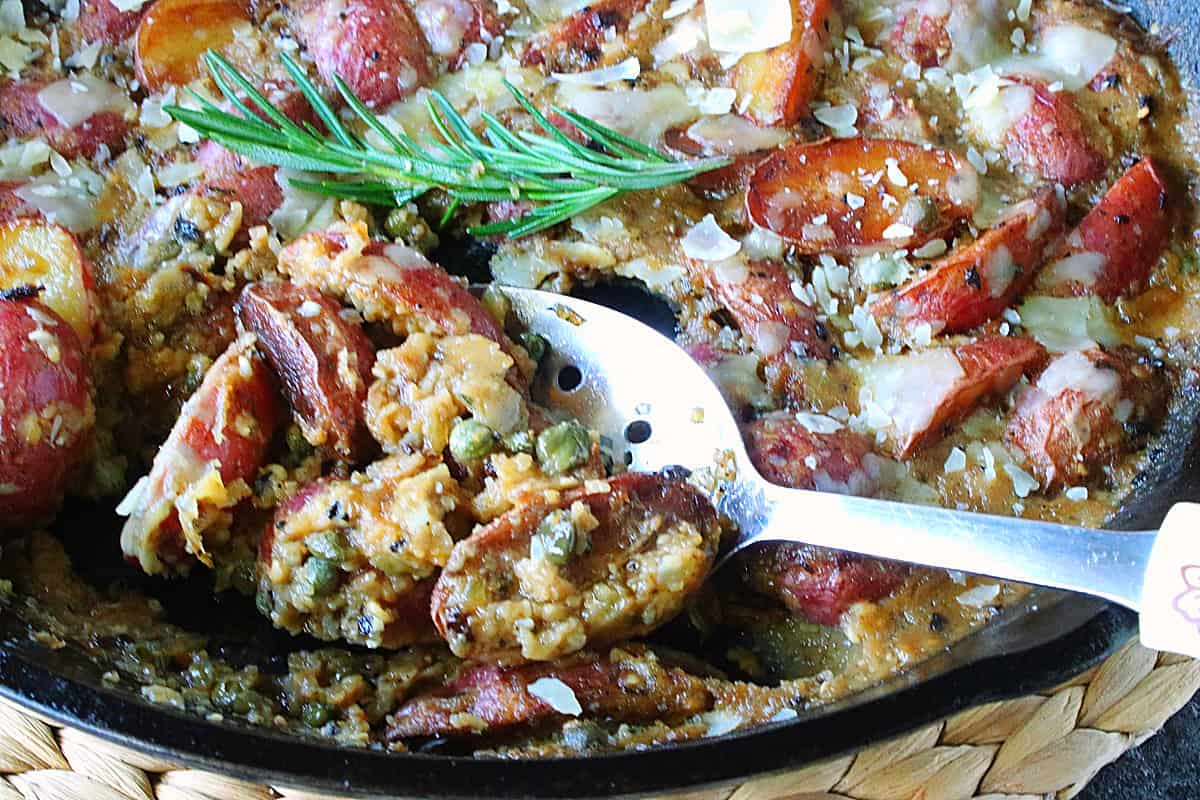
624,420,652,444
557,365,583,392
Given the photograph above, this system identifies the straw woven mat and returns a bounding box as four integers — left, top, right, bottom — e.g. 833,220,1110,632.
0,640,1195,800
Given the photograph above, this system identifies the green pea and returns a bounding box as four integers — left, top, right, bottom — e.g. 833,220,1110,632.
501,429,534,454
184,660,216,689
306,530,347,562
901,195,940,233
158,238,182,262
383,206,439,252
480,285,511,326
183,362,207,393
300,701,336,728
535,420,590,475
302,557,340,596
517,331,548,364
285,425,314,464
212,676,255,714
561,719,608,751
449,418,497,461
231,559,257,596
532,512,577,565
255,589,272,617
383,206,412,239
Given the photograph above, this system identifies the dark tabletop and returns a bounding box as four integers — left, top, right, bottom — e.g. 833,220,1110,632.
1078,692,1200,800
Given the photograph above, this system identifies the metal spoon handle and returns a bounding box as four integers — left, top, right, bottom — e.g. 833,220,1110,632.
726,482,1200,657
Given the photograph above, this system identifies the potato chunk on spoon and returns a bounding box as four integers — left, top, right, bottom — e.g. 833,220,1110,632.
500,286,1200,659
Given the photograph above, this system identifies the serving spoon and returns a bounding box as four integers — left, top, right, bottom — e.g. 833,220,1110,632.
501,286,1200,659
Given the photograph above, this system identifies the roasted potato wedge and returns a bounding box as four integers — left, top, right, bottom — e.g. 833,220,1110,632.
744,412,884,497
703,259,835,363
1042,158,1170,301
0,295,93,529
872,189,1065,339
856,336,1047,457
135,0,251,90
298,0,432,107
0,219,97,347
746,138,979,255
0,77,132,158
732,0,834,126
1005,83,1106,188
1006,347,1168,490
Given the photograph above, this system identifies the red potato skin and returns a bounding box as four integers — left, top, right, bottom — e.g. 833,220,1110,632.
894,336,1047,458
663,128,773,200
235,281,376,460
743,413,881,497
1006,83,1106,188
194,166,284,239
746,138,979,255
120,338,283,574
871,189,1065,338
0,81,129,159
0,296,93,530
742,414,905,624
194,140,246,181
412,0,505,66
1005,348,1168,490
520,0,650,70
79,0,148,44
298,0,432,108
387,648,712,739
0,183,36,222
889,4,951,68
732,0,834,127
1046,159,1170,302
745,545,908,626
703,260,835,364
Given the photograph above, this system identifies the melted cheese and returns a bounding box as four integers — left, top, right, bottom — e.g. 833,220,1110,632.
37,73,130,128
704,0,792,54
857,349,965,446
1035,350,1120,406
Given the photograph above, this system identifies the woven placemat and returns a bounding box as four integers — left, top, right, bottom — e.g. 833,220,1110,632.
0,640,1196,800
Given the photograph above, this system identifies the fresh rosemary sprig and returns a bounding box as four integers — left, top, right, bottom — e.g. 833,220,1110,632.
164,52,731,239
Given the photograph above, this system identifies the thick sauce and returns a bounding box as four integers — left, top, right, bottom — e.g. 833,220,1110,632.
0,0,1194,757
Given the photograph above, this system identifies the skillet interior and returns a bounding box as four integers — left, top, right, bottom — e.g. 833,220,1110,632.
0,0,1196,796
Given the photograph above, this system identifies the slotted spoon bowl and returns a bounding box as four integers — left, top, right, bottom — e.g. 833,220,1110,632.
503,286,1200,660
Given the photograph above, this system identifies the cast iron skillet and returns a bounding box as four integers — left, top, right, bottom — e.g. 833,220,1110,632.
0,2,1197,797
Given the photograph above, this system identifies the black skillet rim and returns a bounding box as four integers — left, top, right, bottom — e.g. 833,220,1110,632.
0,603,1137,799
0,0,1194,795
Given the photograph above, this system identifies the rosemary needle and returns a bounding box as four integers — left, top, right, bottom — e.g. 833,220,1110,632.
165,52,732,239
